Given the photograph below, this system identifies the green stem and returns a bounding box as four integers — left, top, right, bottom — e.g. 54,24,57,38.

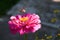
24,34,28,40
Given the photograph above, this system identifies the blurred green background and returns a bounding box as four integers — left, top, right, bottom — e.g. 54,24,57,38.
0,0,19,16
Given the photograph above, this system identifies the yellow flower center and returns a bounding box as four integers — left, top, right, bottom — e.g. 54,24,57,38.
20,17,28,22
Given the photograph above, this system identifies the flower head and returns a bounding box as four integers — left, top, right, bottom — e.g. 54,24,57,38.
8,13,41,35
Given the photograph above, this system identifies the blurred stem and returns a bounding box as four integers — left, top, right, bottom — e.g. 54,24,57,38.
24,34,28,40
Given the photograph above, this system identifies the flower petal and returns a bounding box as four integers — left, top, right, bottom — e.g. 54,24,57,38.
10,16,16,20
33,24,41,32
19,29,24,35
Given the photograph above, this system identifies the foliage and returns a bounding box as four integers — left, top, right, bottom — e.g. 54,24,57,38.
0,0,19,16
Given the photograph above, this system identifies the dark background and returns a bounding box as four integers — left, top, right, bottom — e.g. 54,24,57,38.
0,0,60,40
0,0,19,16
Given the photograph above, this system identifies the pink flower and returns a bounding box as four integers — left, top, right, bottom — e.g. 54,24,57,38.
8,13,41,35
